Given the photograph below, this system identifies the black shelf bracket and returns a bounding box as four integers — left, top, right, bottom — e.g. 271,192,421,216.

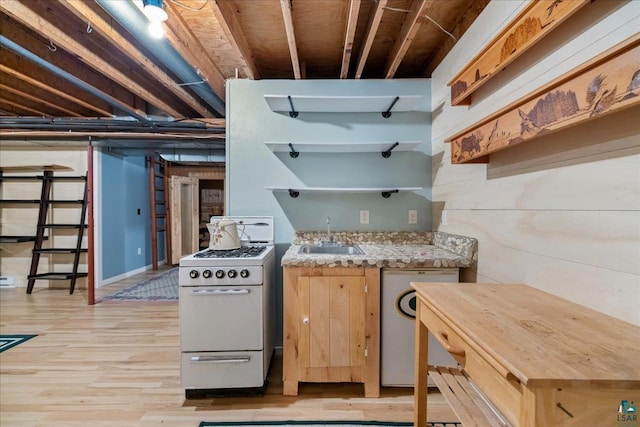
381,189,399,198
288,189,300,198
381,142,400,158
287,95,299,118
288,143,299,158
382,96,400,118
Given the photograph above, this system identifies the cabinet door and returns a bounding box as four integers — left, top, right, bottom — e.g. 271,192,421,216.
298,276,366,369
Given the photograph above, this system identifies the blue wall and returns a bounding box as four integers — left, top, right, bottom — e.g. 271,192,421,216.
100,152,156,280
226,79,431,344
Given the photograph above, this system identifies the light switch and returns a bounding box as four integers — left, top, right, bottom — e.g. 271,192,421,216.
441,210,448,226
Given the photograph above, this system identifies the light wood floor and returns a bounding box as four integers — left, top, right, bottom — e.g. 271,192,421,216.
0,270,457,427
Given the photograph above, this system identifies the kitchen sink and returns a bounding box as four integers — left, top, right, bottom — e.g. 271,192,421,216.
298,244,364,255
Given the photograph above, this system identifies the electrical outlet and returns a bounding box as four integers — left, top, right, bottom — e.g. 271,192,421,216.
441,210,448,226
408,210,418,224
360,210,369,225
137,247,142,255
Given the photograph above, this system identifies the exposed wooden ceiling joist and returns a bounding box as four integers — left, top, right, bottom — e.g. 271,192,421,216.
59,0,214,118
354,0,387,79
0,0,182,118
280,0,301,79
207,0,260,79
0,97,49,116
0,64,112,117
0,83,81,117
162,0,227,102
340,0,361,79
384,0,430,79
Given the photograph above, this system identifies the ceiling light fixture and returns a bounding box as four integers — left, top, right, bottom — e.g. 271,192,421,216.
142,0,168,22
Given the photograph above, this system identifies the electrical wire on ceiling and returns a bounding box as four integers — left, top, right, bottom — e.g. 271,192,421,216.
167,0,208,12
380,2,457,42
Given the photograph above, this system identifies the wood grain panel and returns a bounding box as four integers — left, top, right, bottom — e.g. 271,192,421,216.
349,277,365,366
433,209,640,325
309,276,330,368
329,277,350,367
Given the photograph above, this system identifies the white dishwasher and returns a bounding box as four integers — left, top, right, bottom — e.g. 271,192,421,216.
381,268,459,386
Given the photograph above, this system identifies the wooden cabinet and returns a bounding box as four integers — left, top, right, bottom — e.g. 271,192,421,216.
283,267,380,397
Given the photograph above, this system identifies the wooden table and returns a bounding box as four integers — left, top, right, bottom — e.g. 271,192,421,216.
412,283,640,427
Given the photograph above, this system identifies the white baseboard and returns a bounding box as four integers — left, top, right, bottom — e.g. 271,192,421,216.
98,259,168,288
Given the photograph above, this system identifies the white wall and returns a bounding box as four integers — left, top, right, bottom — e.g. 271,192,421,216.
431,1,640,325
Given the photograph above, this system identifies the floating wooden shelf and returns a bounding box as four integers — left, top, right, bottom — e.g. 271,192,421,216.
265,140,421,157
263,94,423,117
446,35,640,164
449,0,590,106
265,186,422,198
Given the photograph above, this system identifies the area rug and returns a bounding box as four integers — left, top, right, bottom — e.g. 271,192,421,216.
199,421,460,427
0,334,36,352
102,268,178,301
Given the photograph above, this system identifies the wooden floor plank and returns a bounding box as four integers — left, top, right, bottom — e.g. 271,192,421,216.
0,268,457,426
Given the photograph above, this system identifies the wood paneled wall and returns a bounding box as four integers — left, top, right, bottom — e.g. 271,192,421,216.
431,1,639,325
0,148,88,290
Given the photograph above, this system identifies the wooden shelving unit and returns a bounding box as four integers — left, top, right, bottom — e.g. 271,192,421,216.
0,165,88,294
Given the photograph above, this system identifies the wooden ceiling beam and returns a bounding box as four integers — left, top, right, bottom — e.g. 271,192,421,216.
0,1,178,118
0,83,82,117
280,0,301,79
0,64,112,117
59,0,215,118
340,0,362,79
0,97,51,117
354,0,387,79
0,13,124,116
162,0,227,101
206,0,260,79
384,0,430,79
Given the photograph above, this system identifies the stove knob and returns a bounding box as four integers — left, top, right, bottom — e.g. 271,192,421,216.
227,269,238,278
202,269,212,279
240,269,250,278
189,270,199,279
215,270,225,279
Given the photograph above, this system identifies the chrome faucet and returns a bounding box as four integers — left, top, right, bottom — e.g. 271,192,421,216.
322,216,335,245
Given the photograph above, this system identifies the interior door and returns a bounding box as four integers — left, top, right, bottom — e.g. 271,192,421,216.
169,176,199,264
298,276,366,369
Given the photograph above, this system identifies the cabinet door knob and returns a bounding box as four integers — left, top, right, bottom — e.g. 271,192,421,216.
302,317,310,325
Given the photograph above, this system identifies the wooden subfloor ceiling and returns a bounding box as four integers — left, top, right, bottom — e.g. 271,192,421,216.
0,271,456,427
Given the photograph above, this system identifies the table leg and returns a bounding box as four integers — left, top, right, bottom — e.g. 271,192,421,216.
414,302,429,427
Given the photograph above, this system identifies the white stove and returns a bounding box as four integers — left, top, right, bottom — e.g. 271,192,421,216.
179,216,275,398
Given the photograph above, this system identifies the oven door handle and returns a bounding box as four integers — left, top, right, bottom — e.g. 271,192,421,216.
190,355,251,363
189,288,250,295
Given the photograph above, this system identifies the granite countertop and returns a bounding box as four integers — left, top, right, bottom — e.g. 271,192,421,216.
281,231,477,269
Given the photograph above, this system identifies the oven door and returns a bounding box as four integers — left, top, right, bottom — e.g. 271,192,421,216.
180,285,263,352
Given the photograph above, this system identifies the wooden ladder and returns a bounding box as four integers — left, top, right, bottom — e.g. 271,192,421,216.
27,170,88,294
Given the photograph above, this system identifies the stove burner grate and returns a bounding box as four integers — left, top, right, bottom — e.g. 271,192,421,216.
194,246,267,259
